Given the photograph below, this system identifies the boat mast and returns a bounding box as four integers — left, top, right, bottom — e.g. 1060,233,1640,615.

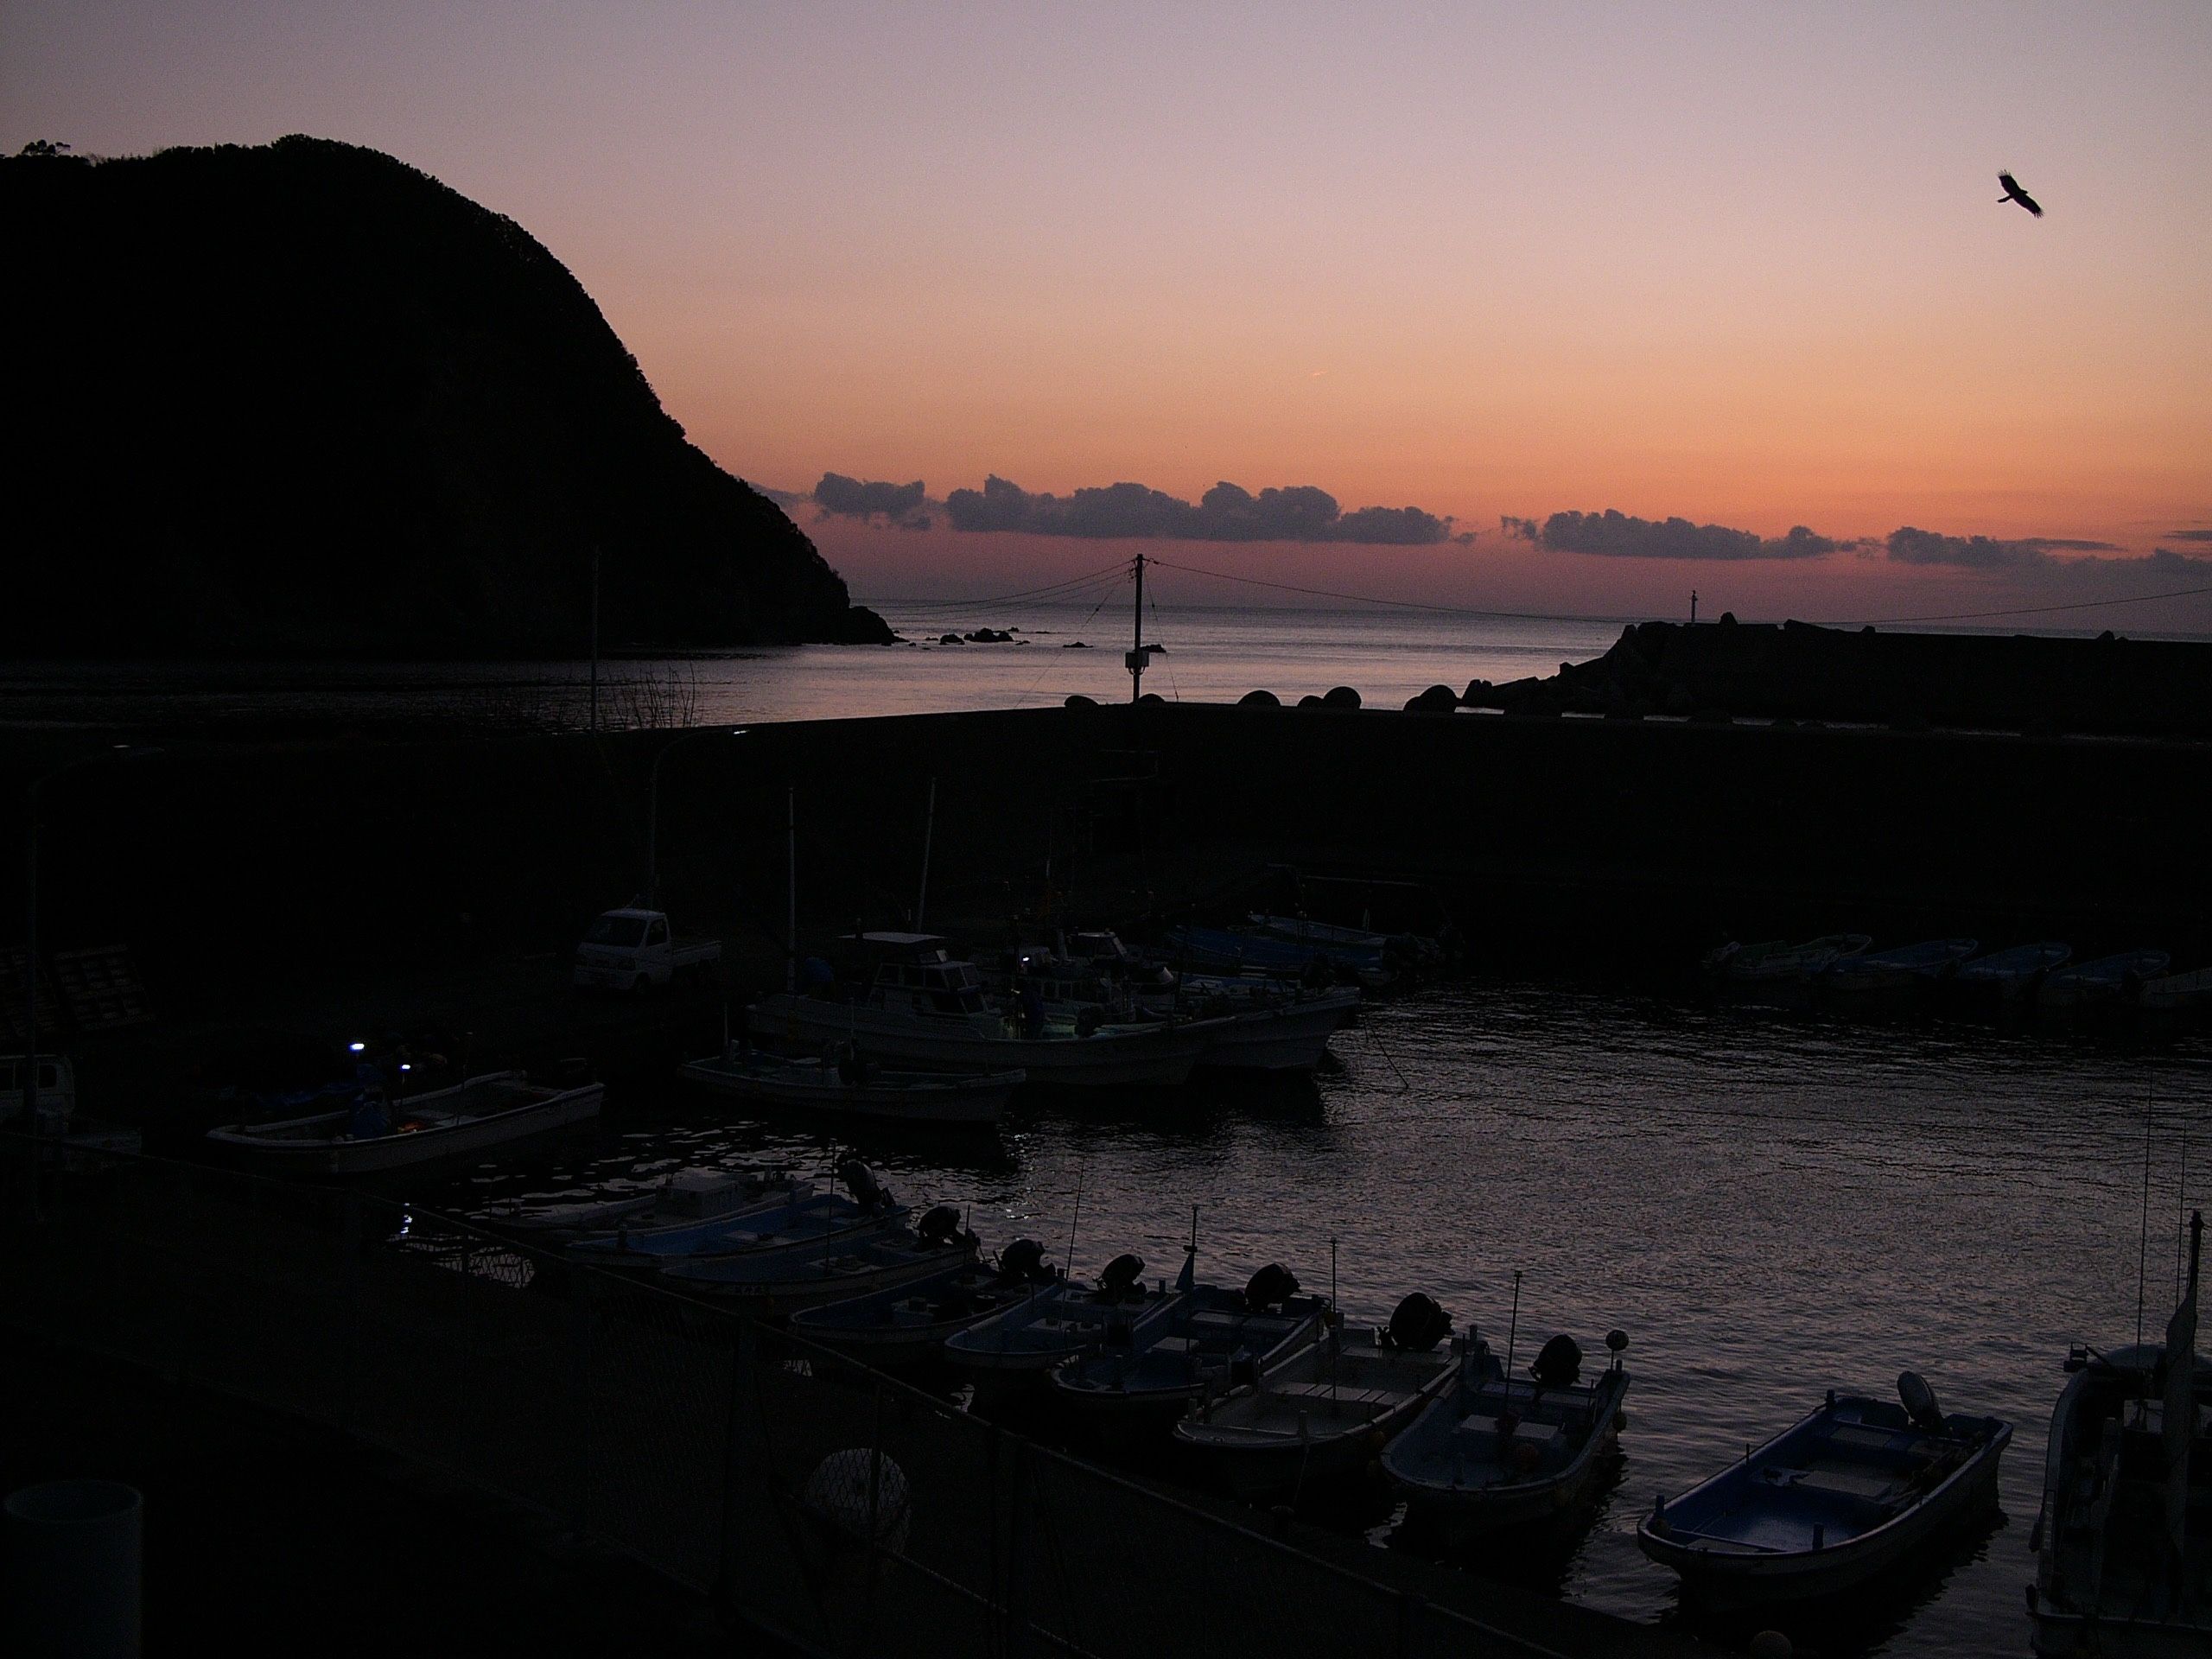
916,778,937,929
785,786,797,995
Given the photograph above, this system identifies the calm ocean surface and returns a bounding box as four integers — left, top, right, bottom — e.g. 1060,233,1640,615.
435,984,2212,1659
0,606,1628,732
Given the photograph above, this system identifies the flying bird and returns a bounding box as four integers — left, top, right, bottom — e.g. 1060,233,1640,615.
1998,172,2044,217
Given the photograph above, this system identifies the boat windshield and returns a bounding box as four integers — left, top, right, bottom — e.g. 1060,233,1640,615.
586,915,649,948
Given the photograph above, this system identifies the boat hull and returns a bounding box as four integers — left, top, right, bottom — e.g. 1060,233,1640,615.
676,1057,1020,1123
748,996,1211,1086
1194,992,1359,1071
205,1075,602,1176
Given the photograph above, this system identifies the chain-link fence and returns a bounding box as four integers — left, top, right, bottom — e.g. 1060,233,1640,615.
0,1135,1567,1659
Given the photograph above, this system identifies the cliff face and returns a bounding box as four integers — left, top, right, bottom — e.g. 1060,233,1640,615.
2,137,890,655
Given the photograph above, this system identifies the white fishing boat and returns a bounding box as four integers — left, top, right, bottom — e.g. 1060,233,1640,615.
1174,1293,1464,1500
677,1044,1020,1125
2030,1213,2209,1656
1955,941,2073,1007
2040,949,2172,1014
1640,1373,2012,1609
1821,938,1979,1007
788,1237,1063,1370
564,1158,903,1270
205,1069,601,1176
659,1208,981,1317
751,934,1220,1087
944,1249,1192,1402
1051,1264,1331,1436
505,1166,802,1240
1382,1325,1630,1539
2139,967,2212,1030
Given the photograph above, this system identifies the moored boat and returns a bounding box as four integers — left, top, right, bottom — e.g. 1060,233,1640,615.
564,1157,904,1269
1382,1326,1630,1539
1174,1292,1463,1500
1639,1372,2011,1609
2030,1214,2209,1656
944,1249,1192,1401
1706,934,1872,1007
788,1236,1064,1370
1821,938,1978,1008
677,1043,1021,1125
658,1204,982,1316
1050,1263,1331,1437
204,1069,602,1176
1954,940,2073,1007
2039,949,2172,1014
750,933,1219,1087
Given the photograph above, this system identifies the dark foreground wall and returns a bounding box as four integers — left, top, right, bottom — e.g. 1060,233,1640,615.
6,702,2209,1015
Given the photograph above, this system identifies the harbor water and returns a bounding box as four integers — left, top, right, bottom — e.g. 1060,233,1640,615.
439,980,2212,1658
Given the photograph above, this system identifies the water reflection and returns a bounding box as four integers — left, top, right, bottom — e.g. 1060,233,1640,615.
420,981,2209,1657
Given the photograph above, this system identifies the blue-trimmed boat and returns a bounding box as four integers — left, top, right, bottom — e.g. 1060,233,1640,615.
944,1248,1192,1402
1383,1328,1628,1539
1955,941,2072,1007
1638,1372,2010,1608
565,1158,904,1271
1050,1263,1330,1435
787,1237,1064,1370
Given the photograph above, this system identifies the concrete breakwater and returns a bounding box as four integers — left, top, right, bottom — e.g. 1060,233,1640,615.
1470,618,2212,739
9,700,2209,1017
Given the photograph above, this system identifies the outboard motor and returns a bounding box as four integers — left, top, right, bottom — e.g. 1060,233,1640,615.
836,1156,889,1213
997,1237,1051,1283
1529,1333,1584,1392
1096,1253,1146,1300
1897,1370,1944,1433
1244,1263,1300,1312
1382,1293,1453,1354
918,1205,964,1248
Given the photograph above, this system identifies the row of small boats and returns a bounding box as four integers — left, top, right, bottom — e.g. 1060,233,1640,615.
1706,934,2209,1025
530,1160,2044,1613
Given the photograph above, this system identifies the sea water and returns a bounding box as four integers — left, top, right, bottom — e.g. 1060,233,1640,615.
450,982,2212,1658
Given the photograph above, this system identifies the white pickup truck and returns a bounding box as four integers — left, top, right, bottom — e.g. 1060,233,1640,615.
572,908,722,993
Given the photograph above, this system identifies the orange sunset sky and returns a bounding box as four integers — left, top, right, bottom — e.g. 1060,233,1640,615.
8,2,2209,626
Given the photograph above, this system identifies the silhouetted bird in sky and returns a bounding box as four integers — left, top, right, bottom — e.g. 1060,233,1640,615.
1998,172,2044,217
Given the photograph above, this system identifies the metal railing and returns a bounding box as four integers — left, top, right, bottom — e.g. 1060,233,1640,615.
0,1135,1563,1658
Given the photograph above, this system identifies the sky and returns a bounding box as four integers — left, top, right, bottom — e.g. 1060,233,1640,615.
7,1,2211,625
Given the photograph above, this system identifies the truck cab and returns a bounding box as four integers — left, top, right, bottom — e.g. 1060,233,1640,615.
573,908,722,993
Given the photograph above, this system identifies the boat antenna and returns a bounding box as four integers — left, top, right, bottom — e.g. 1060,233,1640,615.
1064,1166,1085,1279
2178,1114,2190,1308
1176,1203,1197,1293
1128,553,1147,703
1502,1270,1523,1409
1329,1234,1340,1408
2139,1074,2158,1348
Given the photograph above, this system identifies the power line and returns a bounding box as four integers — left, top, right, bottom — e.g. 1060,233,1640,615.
1841,582,2212,628
1141,556,1620,625
860,558,1131,614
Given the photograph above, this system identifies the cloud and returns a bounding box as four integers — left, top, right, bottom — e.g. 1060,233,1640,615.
2017,537,2123,552
943,475,1456,544
811,473,931,529
2167,529,2212,543
750,482,810,510
1504,508,1843,561
1887,526,2211,580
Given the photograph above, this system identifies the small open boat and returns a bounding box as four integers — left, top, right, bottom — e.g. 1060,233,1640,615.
1175,1292,1463,1501
677,1044,1021,1125
788,1237,1063,1370
2139,966,2212,1018
1640,1372,2011,1609
658,1206,982,1317
1706,935,1872,1007
565,1158,904,1270
205,1070,601,1176
944,1249,1192,1400
2031,1214,2209,1656
1051,1264,1330,1436
505,1167,800,1240
2040,949,2172,1014
1383,1327,1629,1539
1955,941,2073,1006
1821,938,1978,1007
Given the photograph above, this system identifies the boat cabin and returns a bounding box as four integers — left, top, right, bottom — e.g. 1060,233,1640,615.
835,933,993,1020
661,1169,781,1221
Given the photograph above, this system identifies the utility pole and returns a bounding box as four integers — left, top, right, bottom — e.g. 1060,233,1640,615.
1126,553,1147,703
588,546,602,733
1689,589,1698,625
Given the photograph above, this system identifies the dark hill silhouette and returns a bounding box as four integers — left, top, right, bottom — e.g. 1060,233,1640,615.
2,136,891,655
